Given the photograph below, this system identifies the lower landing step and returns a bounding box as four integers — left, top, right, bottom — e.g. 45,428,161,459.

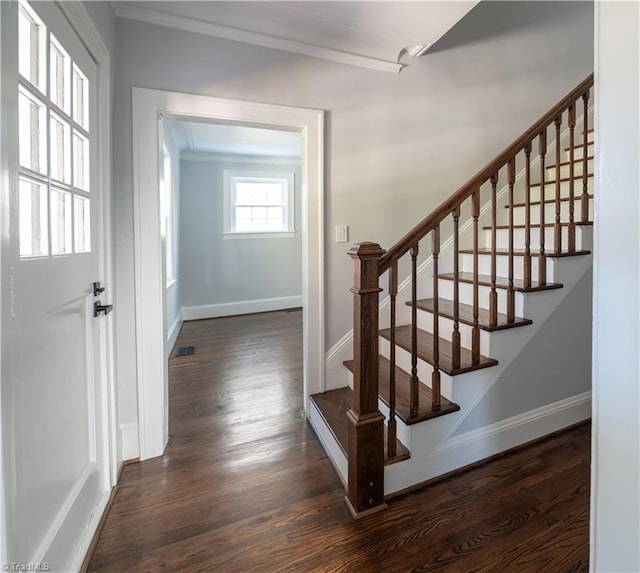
310,387,410,465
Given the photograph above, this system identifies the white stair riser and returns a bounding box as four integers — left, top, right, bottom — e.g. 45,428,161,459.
546,157,594,180
439,278,526,316
414,310,491,356
510,198,593,226
379,336,454,399
527,176,593,203
460,252,554,283
485,225,587,252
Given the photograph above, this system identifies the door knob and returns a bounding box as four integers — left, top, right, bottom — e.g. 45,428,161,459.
94,301,113,317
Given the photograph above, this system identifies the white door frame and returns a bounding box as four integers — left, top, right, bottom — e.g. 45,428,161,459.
132,88,325,460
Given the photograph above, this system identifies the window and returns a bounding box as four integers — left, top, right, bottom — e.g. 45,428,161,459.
17,0,91,258
223,170,295,237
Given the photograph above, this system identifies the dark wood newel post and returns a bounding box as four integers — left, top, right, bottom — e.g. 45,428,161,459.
346,242,387,519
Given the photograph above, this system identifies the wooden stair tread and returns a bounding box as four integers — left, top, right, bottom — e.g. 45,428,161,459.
439,272,563,292
379,325,498,376
310,387,411,465
459,247,592,258
410,298,532,332
507,193,594,209
344,357,460,424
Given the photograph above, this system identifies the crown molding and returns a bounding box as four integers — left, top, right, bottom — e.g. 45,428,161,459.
113,4,404,74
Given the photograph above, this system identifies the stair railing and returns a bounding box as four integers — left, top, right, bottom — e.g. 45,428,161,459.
346,74,593,517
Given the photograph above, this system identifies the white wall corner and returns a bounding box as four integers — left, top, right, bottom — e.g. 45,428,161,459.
120,423,140,461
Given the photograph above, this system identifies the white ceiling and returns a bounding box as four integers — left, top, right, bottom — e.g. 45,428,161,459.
164,119,303,157
114,1,480,73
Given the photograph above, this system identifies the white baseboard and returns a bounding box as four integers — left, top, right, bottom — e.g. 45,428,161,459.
120,423,140,461
434,391,592,456
167,311,183,351
181,295,302,320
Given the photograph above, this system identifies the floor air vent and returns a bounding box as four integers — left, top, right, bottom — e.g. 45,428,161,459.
176,346,195,357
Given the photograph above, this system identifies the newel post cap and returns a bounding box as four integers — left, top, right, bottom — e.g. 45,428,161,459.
347,242,386,259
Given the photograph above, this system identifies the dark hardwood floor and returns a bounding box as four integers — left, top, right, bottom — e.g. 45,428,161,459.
87,310,590,572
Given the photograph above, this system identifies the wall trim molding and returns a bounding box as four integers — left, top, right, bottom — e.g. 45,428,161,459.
181,150,302,165
433,391,592,456
167,311,183,352
120,423,140,461
114,4,403,74
182,296,303,321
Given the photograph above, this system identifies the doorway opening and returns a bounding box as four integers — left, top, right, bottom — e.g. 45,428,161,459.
131,88,325,460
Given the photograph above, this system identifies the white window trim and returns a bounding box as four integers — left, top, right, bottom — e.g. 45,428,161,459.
222,169,295,239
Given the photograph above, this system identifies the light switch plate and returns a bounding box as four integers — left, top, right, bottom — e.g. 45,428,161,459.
335,224,349,243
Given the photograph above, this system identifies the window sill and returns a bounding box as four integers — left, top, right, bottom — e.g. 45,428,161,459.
223,231,297,240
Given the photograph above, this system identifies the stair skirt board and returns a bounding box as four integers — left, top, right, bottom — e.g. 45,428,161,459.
309,398,348,488
385,391,591,496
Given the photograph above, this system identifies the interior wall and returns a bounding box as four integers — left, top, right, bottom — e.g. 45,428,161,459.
112,1,594,429
180,154,302,318
454,270,592,435
591,1,640,570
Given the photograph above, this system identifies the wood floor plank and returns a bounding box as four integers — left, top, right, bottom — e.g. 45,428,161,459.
87,310,590,573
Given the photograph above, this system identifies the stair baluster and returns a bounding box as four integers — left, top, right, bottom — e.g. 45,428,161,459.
388,262,398,458
538,129,547,285
431,227,441,410
524,144,532,289
507,157,516,323
568,104,576,253
452,207,461,370
410,244,419,417
554,116,563,254
582,91,590,223
471,189,481,364
489,173,499,327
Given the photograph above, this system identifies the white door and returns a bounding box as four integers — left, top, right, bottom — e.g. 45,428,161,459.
1,1,110,569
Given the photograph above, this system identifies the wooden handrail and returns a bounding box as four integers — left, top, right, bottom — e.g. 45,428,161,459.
379,74,593,275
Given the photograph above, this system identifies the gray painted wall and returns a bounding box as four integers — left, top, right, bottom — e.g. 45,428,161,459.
112,1,593,426
454,271,592,435
180,155,302,310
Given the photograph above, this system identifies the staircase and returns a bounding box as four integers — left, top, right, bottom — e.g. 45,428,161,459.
309,74,594,518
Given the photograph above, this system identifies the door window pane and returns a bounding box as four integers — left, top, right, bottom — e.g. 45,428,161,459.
74,196,90,253
51,188,72,255
72,64,89,130
50,34,71,113
18,1,46,93
50,112,71,184
18,87,47,174
73,130,89,191
17,0,92,259
19,177,48,258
